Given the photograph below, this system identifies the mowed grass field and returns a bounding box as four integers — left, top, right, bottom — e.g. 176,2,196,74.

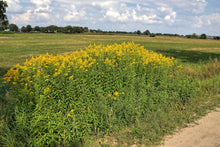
1,33,220,70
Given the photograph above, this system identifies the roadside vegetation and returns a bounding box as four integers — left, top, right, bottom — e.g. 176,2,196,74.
0,34,220,146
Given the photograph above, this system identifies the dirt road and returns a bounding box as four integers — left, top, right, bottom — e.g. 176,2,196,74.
158,108,220,147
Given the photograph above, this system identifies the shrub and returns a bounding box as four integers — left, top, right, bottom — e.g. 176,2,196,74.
2,42,199,146
0,31,14,34
150,33,156,37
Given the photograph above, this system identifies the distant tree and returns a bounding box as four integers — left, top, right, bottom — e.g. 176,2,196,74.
0,0,9,31
90,29,96,33
214,36,220,40
192,33,197,39
57,27,64,33
21,26,27,32
156,33,162,36
143,30,150,35
200,33,207,39
46,25,58,33
97,29,103,33
40,27,47,33
9,23,19,32
84,27,89,32
137,30,141,35
33,26,41,32
26,25,32,32
185,34,192,38
150,33,156,37
63,25,73,33
73,26,84,33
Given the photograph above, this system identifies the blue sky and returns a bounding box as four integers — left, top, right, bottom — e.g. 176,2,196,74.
5,0,220,35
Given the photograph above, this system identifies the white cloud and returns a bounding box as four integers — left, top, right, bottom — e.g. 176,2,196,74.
30,0,51,7
104,8,130,22
64,5,87,21
5,0,220,35
132,9,159,24
10,10,32,24
158,7,177,24
29,0,52,21
6,0,23,13
193,13,220,28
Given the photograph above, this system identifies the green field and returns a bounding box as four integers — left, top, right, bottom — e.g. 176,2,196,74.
0,33,220,146
1,33,220,69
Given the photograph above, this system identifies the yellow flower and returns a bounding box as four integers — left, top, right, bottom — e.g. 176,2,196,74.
54,72,58,77
121,92,125,95
70,109,75,113
114,91,119,96
113,97,117,100
177,65,183,69
69,75,74,80
2,81,7,84
44,87,50,94
67,113,71,117
108,94,111,97
12,82,17,85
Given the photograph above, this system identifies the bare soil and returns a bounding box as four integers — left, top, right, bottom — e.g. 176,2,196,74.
157,108,220,147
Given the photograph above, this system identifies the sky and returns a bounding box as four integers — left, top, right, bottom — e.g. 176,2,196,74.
5,0,220,36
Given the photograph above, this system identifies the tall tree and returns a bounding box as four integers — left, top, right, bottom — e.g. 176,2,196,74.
9,23,19,32
21,26,27,32
26,24,32,32
200,33,207,39
46,25,58,33
0,0,9,31
143,30,151,35
137,30,141,35
64,25,73,33
33,26,41,32
84,27,89,32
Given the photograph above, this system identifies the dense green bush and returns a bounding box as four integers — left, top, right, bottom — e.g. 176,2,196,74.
1,42,200,146
0,31,14,34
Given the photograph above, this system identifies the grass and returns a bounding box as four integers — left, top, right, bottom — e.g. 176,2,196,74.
0,33,220,146
1,33,220,69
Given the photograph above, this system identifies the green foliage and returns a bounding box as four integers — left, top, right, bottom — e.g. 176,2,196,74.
143,29,151,35
200,33,207,39
150,33,156,37
9,24,19,32
0,31,14,34
1,42,203,146
1,35,220,146
33,26,41,32
21,26,27,32
137,30,141,35
0,0,8,31
26,25,32,32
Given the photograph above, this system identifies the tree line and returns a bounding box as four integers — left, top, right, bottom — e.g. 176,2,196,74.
7,24,158,37
5,23,220,40
8,24,89,34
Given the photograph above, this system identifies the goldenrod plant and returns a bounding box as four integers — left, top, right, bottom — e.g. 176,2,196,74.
1,42,202,146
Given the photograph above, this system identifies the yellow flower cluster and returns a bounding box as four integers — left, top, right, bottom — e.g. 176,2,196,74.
107,91,125,100
67,109,75,117
3,42,175,99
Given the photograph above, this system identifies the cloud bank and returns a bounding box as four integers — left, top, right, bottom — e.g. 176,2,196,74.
5,0,220,35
